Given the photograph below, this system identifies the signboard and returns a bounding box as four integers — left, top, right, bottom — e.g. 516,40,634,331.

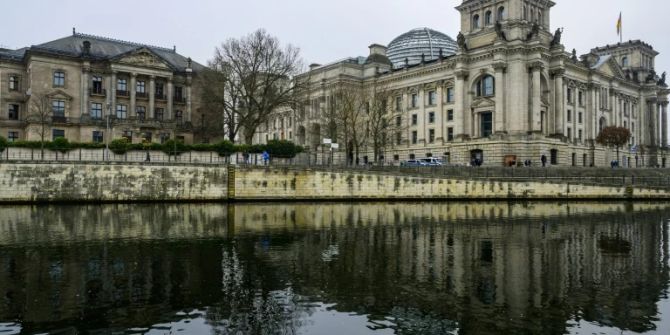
323,138,332,144
630,145,638,154
331,143,340,149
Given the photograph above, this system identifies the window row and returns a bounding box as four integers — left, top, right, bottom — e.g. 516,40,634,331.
472,7,505,29
409,110,456,126
394,76,495,111
407,127,456,145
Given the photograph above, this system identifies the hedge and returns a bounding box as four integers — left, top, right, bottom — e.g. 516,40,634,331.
1,139,304,158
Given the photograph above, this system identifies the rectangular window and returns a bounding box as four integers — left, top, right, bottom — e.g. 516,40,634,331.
122,130,132,142
411,94,418,108
578,129,583,140
143,132,152,143
117,78,127,92
116,104,127,119
446,87,454,103
160,132,170,144
411,114,418,125
395,96,402,111
53,71,65,87
8,75,19,91
447,127,454,141
7,131,19,142
447,110,454,121
155,83,164,98
567,127,572,139
428,91,437,106
52,100,65,117
567,88,573,103
428,112,435,123
396,116,402,127
8,104,19,120
90,103,102,119
92,76,103,94
136,80,146,94
92,131,103,143
411,131,418,144
578,91,583,106
396,132,402,145
175,110,183,122
52,129,65,140
578,112,582,124
136,106,146,120
428,129,435,143
174,86,184,101
480,112,493,137
155,108,164,120
567,110,571,122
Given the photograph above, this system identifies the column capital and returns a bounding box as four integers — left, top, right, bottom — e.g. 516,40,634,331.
149,75,156,80
550,68,565,77
528,61,544,71
492,62,507,72
454,70,468,80
130,72,138,78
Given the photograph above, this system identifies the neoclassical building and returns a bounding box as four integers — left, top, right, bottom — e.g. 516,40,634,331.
258,0,669,167
0,30,204,144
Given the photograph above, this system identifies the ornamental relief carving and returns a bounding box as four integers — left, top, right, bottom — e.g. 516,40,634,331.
119,52,169,69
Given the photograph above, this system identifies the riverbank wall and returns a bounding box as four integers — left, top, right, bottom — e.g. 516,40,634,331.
1,163,669,202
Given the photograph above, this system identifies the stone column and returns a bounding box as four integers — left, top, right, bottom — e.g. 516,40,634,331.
662,102,668,147
553,70,564,135
530,62,542,133
493,62,506,134
186,73,193,122
82,67,90,116
454,70,467,139
167,79,174,120
130,73,137,118
656,103,661,146
110,71,117,115
436,84,444,142
149,76,155,119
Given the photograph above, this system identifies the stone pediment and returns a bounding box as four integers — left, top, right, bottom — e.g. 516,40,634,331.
471,97,495,108
592,56,625,80
114,48,172,70
47,89,74,101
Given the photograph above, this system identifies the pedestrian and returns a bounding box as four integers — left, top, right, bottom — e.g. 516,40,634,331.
262,151,270,165
541,154,547,167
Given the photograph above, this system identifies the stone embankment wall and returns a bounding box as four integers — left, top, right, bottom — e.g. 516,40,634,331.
0,163,669,202
0,163,228,202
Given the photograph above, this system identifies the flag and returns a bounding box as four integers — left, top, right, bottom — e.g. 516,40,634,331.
616,12,622,36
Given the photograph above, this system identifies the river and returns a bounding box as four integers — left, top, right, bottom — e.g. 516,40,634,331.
0,202,669,334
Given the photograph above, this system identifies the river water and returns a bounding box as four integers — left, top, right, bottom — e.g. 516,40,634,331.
0,202,669,334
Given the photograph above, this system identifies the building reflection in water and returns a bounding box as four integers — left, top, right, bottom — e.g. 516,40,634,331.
0,202,668,334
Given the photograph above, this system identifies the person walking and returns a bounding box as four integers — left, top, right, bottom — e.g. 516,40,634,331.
262,151,270,166
541,154,547,167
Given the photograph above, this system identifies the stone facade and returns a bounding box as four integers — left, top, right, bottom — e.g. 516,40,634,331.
256,0,670,167
0,30,204,145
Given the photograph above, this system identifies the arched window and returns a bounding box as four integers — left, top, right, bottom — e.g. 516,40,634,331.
622,56,629,67
473,14,480,29
497,7,505,21
530,9,535,22
476,75,495,97
485,11,492,25
537,11,542,24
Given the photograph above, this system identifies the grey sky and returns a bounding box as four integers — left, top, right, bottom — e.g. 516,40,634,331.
2,0,668,72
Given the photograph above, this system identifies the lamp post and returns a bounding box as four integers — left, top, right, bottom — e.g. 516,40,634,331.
105,103,111,161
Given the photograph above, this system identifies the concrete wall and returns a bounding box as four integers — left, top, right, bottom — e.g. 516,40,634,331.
0,163,669,202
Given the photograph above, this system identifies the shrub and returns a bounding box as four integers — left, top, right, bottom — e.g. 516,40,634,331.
0,136,6,153
213,140,236,157
49,137,72,153
109,138,130,155
8,140,43,149
265,140,303,158
162,139,188,156
191,143,215,152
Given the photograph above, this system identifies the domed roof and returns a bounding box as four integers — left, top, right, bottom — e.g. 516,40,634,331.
387,28,458,69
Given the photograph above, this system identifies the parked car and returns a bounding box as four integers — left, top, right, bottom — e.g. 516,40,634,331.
401,158,443,167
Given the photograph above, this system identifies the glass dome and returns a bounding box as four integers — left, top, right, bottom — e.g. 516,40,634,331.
387,28,458,69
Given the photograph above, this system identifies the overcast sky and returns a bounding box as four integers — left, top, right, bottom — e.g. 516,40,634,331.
2,0,668,72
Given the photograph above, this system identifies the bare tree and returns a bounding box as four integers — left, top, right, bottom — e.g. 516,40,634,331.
26,93,53,159
208,29,307,144
366,84,406,164
328,83,368,165
596,126,632,162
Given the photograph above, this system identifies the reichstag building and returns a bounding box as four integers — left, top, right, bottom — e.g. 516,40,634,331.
258,0,669,167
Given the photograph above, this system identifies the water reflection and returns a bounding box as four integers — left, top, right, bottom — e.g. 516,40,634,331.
0,202,668,334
